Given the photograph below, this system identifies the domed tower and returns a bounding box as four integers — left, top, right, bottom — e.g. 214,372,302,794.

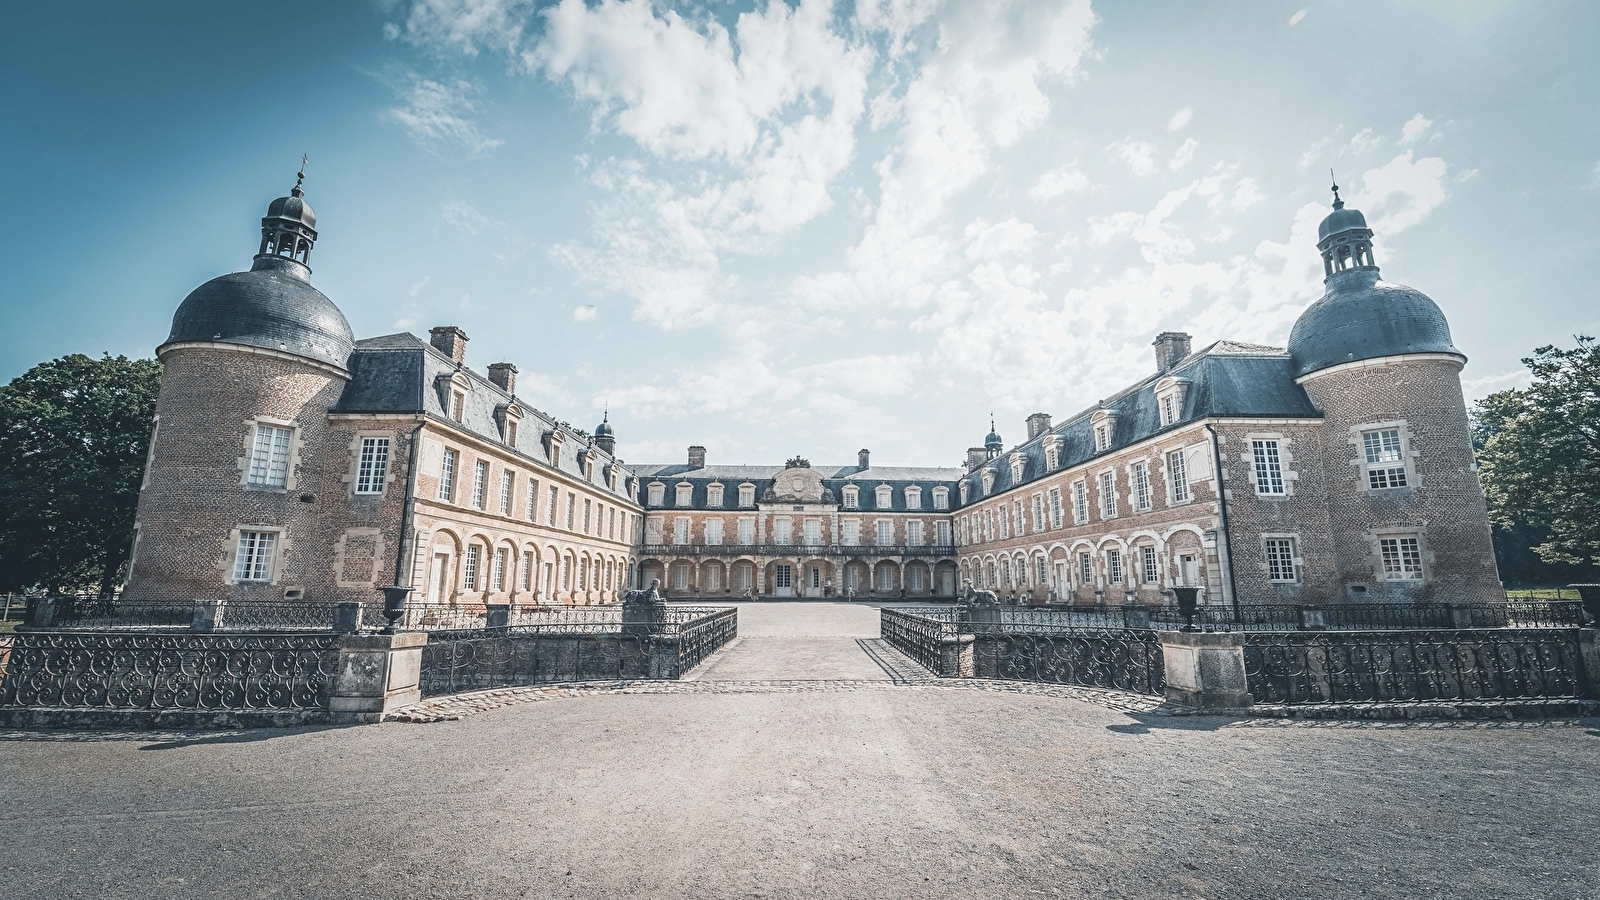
984,416,1004,460
127,168,356,603
1288,181,1502,603
594,410,616,456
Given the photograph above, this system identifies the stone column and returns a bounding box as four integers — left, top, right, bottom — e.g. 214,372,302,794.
191,599,225,633
332,601,363,634
329,632,428,725
936,631,975,677
1160,631,1253,710
1578,630,1600,700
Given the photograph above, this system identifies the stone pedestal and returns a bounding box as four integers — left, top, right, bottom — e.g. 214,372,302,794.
1161,631,1252,710
1448,603,1474,629
937,632,975,677
648,635,681,679
484,603,511,629
191,599,224,633
331,601,362,634
1580,630,1600,700
1296,606,1326,631
329,632,428,725
1122,607,1151,629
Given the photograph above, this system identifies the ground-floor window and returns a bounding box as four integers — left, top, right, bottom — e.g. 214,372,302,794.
672,563,689,590
775,565,792,589
1141,546,1159,584
1379,536,1423,581
1106,549,1123,586
1078,553,1092,586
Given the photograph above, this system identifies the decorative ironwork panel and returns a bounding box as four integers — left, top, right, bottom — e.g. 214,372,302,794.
674,608,738,674
419,630,652,696
0,632,339,711
880,609,956,673
1244,629,1587,704
975,625,1165,695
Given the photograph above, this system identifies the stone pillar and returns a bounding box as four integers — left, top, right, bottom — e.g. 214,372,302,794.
329,632,428,725
1448,603,1474,629
1578,630,1600,700
191,599,225,633
22,597,60,629
936,632,975,677
484,603,511,629
647,635,681,679
332,601,362,634
1297,606,1326,631
1121,607,1151,629
1160,631,1253,710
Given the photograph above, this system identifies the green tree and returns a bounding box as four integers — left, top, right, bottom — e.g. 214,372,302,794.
1474,336,1600,571
0,354,161,595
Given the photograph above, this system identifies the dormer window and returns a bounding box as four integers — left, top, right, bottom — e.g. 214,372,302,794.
981,470,995,496
932,486,949,510
1155,377,1192,428
647,482,665,506
707,483,724,507
1009,455,1025,485
739,483,756,507
1091,408,1120,453
545,430,564,469
449,391,465,422
842,485,859,509
1045,442,1059,472
496,403,523,447
875,485,893,509
675,483,693,507
959,483,970,505
905,486,922,510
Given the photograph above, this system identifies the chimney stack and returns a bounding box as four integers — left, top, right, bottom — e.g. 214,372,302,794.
858,448,870,470
1025,412,1053,440
430,326,470,364
487,362,517,394
1153,331,1192,374
687,445,706,469
966,447,987,469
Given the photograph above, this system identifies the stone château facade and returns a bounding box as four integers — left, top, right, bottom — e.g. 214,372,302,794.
125,171,1504,610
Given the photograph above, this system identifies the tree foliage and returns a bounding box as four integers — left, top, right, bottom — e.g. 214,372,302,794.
1474,336,1600,570
0,354,161,595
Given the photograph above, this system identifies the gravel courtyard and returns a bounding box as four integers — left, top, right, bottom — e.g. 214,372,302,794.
2,602,1597,900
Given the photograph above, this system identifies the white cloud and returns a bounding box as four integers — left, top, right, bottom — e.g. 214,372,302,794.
1399,113,1434,144
1288,9,1307,26
1167,108,1192,131
1231,177,1264,210
1107,137,1158,176
1028,161,1090,200
440,199,493,234
573,304,598,321
1169,137,1197,171
383,75,502,155
389,0,529,56
1349,127,1382,154
1353,150,1450,235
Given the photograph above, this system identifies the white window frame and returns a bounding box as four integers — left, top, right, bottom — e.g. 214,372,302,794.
675,483,694,507
706,518,724,545
932,487,949,510
354,436,389,495
246,422,294,490
876,520,893,547
673,517,690,545
471,460,489,510
463,545,480,591
1072,481,1088,525
843,486,859,509
492,548,507,592
905,486,922,510
499,471,514,516
647,482,665,506
1131,461,1151,512
1048,488,1063,529
707,483,725,507
935,520,950,546
439,448,458,502
737,518,755,545
1078,552,1093,586
804,519,822,546
842,520,860,547
1140,546,1159,584
1098,471,1118,519
1106,548,1123,585
1379,535,1425,582
1361,426,1410,491
526,479,539,522
1251,439,1286,496
1166,448,1190,504
739,484,756,507
907,520,925,547
232,529,279,582
1032,495,1045,532
1265,536,1301,583
547,486,559,526
875,485,893,510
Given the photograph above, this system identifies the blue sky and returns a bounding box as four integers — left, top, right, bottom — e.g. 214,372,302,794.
4,1,1597,466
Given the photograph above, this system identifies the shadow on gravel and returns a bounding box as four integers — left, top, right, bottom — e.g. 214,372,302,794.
1107,713,1246,735
0,726,338,747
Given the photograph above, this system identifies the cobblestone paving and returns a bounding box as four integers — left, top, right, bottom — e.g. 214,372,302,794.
2,602,1596,900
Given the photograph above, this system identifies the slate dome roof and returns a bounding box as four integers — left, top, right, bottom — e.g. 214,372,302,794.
266,191,316,229
1287,269,1462,378
1317,205,1367,242
163,256,354,370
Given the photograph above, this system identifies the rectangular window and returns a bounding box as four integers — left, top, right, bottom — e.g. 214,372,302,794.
908,521,924,546
608,507,616,540
1363,428,1409,490
1032,496,1045,532
739,485,755,507
707,484,724,507
1048,488,1063,529
1252,439,1286,495
449,392,464,422
1013,500,1025,536
1072,481,1088,525
1141,546,1159,584
247,424,293,489
492,548,506,592
844,489,859,509
561,557,571,591
645,518,663,544
998,506,1009,539
547,486,559,525
842,521,860,546
774,518,792,544
804,519,821,546
673,517,690,544
1167,449,1189,503
439,448,458,501
935,520,950,545
505,420,517,446
471,461,488,509
1099,472,1118,518
1078,552,1093,586
463,545,479,591
500,471,514,515
1095,424,1109,452
675,484,693,507
876,520,893,546
565,495,575,530
1037,556,1047,585
526,480,539,522
1132,462,1151,511
232,530,277,581
355,437,389,494
1380,537,1424,581
1045,445,1058,471
906,488,922,510
521,552,533,591
738,518,755,544
1106,549,1123,585
583,499,592,533
647,483,665,506
706,519,724,545
1265,537,1299,583
933,489,949,510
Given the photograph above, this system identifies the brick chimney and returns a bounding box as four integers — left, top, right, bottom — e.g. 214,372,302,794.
486,362,517,394
687,445,706,469
1153,331,1192,374
858,448,870,470
1025,412,1052,440
966,447,987,469
430,326,469,364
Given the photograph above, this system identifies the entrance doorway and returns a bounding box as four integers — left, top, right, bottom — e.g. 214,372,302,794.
428,552,450,605
805,565,823,598
1178,553,1203,602
774,564,793,598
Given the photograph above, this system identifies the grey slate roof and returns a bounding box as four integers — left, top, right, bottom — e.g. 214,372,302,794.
164,257,354,370
333,332,633,501
630,463,967,513
953,341,1321,509
1287,268,1462,378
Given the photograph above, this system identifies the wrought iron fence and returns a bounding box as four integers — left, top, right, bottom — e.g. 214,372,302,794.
49,598,194,629
638,543,958,558
0,631,340,711
1243,629,1587,704
881,608,958,672
674,607,738,673
972,623,1166,695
